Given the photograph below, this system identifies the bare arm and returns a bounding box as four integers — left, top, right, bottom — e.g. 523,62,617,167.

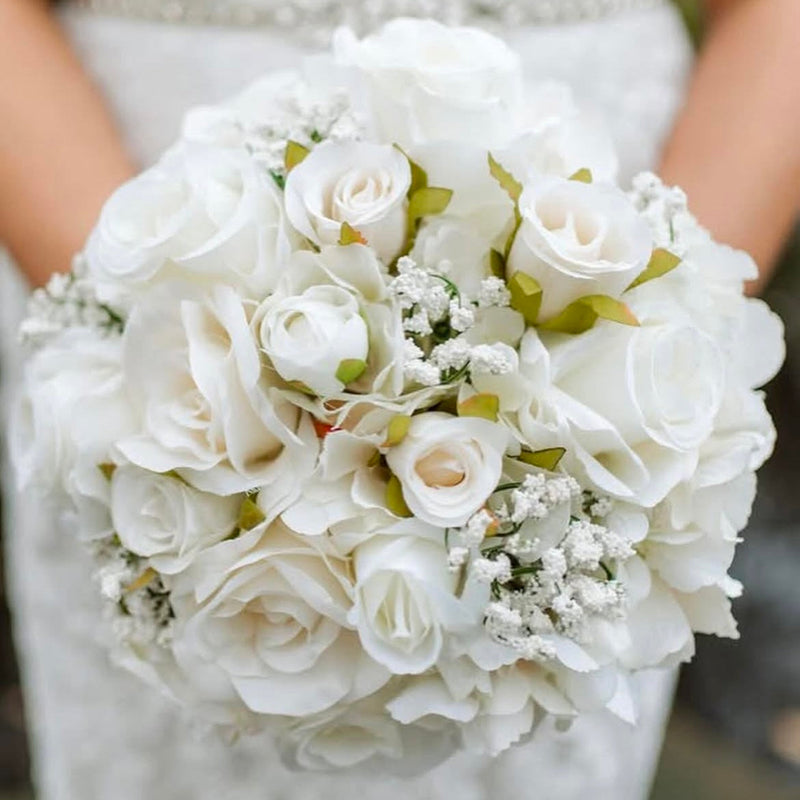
0,0,134,286
660,0,800,295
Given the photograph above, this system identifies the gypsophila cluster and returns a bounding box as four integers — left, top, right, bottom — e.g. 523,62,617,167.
92,538,175,652
629,171,699,254
19,255,123,346
242,86,364,184
392,257,517,387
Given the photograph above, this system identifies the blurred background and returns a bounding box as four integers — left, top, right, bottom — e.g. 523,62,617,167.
0,1,799,798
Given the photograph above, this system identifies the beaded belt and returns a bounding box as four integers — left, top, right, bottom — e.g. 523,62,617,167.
72,0,667,34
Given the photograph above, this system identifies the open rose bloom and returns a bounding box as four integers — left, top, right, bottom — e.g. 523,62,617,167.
14,18,785,773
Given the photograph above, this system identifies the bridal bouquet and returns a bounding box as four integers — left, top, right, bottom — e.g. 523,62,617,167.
14,19,784,772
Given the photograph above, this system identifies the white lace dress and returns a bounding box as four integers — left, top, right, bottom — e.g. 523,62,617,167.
0,2,693,798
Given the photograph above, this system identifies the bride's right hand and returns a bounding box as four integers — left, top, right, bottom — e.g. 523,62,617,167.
0,0,134,286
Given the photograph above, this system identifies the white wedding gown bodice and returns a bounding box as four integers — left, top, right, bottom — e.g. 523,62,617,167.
0,2,692,798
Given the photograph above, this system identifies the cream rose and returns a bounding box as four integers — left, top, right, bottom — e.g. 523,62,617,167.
385,412,508,527
110,466,240,574
284,141,410,263
334,18,523,149
507,177,652,320
171,521,388,716
117,282,317,496
349,534,471,674
86,143,291,303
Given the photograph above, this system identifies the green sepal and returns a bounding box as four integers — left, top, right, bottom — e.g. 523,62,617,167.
488,153,523,204
338,222,367,246
287,380,316,396
336,358,367,385
626,248,682,291
540,295,639,335
508,272,543,326
458,393,500,422
518,447,566,471
386,474,413,518
284,140,310,172
408,187,453,223
394,146,429,197
569,168,593,184
98,463,116,481
488,154,524,259
238,497,266,531
489,249,506,279
383,415,412,447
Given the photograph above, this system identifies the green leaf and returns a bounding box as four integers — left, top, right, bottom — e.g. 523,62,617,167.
125,567,157,595
383,415,412,447
338,222,367,246
508,272,543,326
488,153,523,204
458,393,500,422
569,168,593,184
98,463,116,481
489,249,506,279
626,248,682,290
518,447,566,471
540,295,639,335
284,140,310,172
238,497,266,531
336,358,367,385
408,187,453,223
386,474,413,518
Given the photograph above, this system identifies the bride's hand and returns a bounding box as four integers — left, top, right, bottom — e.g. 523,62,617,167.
660,0,800,295
0,0,134,286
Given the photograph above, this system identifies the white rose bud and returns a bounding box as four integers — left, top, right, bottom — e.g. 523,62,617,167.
111,466,240,573
284,141,410,263
257,285,369,396
508,177,652,320
386,412,508,527
349,535,469,674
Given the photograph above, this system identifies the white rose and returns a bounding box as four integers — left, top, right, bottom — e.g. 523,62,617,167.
171,520,388,716
543,317,725,506
334,18,523,148
507,177,652,320
86,143,291,302
284,141,410,263
385,412,508,527
496,82,619,184
117,282,317,496
278,694,403,771
12,328,137,538
254,244,404,399
110,466,240,573
349,534,472,674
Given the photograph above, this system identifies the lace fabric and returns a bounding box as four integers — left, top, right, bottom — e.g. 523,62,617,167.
2,2,691,797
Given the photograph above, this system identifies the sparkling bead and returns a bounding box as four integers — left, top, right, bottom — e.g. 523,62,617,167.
72,0,667,40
